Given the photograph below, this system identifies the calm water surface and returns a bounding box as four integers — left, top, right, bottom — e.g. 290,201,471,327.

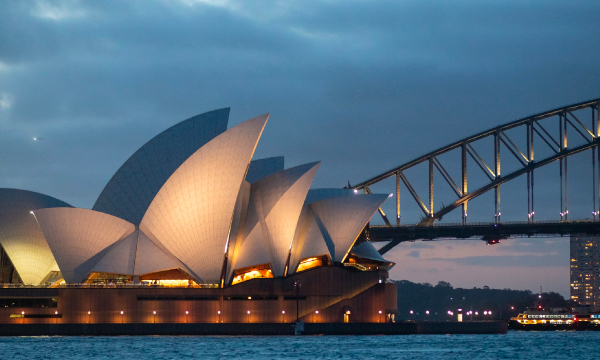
0,331,596,359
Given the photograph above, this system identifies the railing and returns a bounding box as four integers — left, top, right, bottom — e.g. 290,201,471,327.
371,219,597,228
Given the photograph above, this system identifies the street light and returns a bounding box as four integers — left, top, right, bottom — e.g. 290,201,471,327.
87,311,91,324
379,310,383,323
218,310,221,323
314,310,319,323
281,310,285,323
294,280,301,322
247,310,251,323
185,310,189,323
120,310,124,323
153,311,156,323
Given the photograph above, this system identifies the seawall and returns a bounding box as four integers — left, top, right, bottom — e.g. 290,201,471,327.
0,321,507,336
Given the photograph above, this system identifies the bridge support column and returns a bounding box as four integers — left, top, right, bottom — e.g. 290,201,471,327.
494,132,501,223
592,106,600,222
462,143,467,225
597,103,600,221
396,171,400,226
527,121,534,223
429,157,434,219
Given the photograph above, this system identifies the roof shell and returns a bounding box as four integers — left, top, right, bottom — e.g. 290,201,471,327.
93,108,230,225
0,189,72,285
290,190,388,272
231,162,319,276
33,208,135,283
139,113,269,283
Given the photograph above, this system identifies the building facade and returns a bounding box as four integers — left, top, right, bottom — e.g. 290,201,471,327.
570,235,600,309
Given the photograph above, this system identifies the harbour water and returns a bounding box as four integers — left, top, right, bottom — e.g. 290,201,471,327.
0,331,597,359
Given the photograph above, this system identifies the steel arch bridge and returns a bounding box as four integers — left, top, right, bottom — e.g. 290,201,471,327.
348,98,600,254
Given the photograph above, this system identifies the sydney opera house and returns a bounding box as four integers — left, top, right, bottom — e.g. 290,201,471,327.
0,109,397,325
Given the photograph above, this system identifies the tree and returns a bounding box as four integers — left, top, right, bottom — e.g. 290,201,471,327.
436,281,453,289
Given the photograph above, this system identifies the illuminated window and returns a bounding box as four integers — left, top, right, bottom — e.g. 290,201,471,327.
297,256,328,273
232,264,273,285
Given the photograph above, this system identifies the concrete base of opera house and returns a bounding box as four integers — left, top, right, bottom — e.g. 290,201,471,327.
0,267,397,325
0,321,508,336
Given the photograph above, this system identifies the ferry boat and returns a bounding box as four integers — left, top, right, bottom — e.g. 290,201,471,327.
509,287,600,330
509,306,600,330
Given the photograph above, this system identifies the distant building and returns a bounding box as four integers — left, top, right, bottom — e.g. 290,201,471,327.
570,235,600,309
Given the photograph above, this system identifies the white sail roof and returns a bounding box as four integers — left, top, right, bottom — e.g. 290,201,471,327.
93,108,230,225
0,189,71,285
33,208,135,283
289,207,331,273
289,190,388,272
139,114,268,283
230,162,320,277
309,193,388,262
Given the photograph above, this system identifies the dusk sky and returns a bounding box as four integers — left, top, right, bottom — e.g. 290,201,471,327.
1,0,599,296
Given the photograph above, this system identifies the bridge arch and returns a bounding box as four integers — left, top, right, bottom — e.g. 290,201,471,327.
351,98,600,227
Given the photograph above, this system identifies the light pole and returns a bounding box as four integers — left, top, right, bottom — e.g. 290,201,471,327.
379,310,383,323
314,310,319,323
247,310,250,323
294,280,301,322
218,310,221,323
153,310,156,323
55,311,58,324
120,310,123,323
185,310,189,323
87,311,90,324
282,310,285,323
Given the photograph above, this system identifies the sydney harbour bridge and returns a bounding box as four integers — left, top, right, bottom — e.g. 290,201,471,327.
347,98,600,255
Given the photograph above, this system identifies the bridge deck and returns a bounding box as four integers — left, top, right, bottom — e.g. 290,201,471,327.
370,220,600,254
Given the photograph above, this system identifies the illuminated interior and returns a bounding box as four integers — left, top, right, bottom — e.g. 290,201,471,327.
85,272,132,285
296,255,329,273
232,264,273,285
82,269,207,287
344,255,394,271
139,269,200,287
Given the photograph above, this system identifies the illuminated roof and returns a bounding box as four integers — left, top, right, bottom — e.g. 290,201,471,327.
93,108,230,225
309,193,388,262
231,162,320,276
0,189,71,285
290,190,388,272
139,114,268,283
350,241,394,268
33,208,135,283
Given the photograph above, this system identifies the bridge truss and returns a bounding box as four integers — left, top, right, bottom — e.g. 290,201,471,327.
349,98,600,252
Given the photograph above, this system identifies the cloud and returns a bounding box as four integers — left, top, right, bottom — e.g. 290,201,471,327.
407,250,420,258
30,0,87,21
408,242,435,249
428,254,564,268
0,93,13,109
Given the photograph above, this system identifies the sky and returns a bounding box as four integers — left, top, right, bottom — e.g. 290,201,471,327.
1,0,599,296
